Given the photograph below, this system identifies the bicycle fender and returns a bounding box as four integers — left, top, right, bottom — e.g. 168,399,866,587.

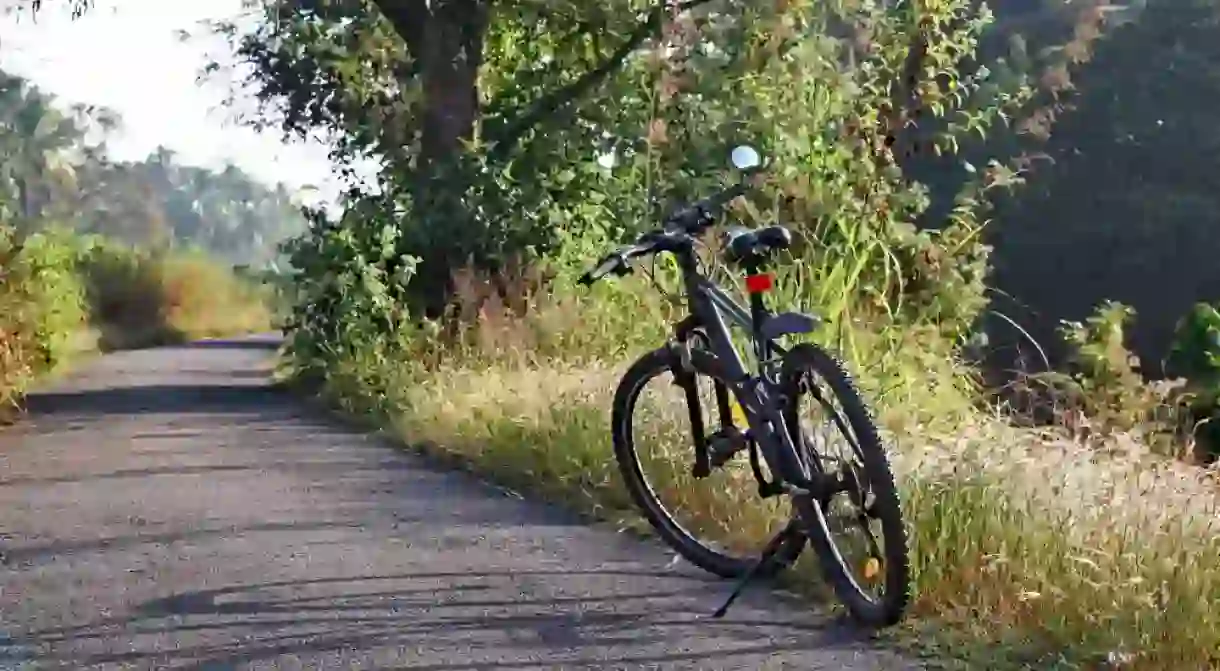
760,311,820,341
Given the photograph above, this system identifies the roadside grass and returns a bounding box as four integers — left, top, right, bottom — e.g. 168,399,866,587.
299,273,1220,671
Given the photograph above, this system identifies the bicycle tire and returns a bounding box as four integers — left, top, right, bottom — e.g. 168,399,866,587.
780,343,910,627
611,345,804,579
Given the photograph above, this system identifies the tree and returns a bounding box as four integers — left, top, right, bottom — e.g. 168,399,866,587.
366,0,488,165
216,1,721,173
0,64,309,265
988,0,1220,368
213,0,803,314
0,70,83,228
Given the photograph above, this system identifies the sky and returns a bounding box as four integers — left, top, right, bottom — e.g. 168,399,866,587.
0,0,344,208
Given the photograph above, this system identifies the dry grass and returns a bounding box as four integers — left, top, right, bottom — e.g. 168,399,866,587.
153,254,272,340
358,358,1220,670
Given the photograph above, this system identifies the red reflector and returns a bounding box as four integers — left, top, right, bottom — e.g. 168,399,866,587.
744,273,773,294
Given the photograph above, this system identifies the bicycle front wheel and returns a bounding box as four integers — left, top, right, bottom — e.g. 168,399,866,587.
780,343,910,627
611,344,804,579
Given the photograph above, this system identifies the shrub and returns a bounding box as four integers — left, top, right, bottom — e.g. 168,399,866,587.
0,225,89,418
78,239,271,350
1042,302,1164,436
1029,300,1220,462
1167,302,1220,461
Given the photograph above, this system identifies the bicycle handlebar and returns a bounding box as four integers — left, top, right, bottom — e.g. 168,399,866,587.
577,182,751,287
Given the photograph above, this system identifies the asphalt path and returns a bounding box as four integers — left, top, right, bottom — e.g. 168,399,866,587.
0,336,920,670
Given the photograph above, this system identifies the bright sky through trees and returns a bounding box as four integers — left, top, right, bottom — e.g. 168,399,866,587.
0,0,342,208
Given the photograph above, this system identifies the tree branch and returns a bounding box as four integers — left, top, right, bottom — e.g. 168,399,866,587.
26,0,91,18
487,0,718,161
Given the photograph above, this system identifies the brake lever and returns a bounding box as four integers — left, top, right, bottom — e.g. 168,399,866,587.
577,248,634,287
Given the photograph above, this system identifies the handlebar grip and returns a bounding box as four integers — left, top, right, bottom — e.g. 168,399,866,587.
578,251,629,287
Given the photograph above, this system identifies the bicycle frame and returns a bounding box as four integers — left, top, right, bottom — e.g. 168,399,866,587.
668,244,822,494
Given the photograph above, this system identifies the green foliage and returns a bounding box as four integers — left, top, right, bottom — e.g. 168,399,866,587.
1040,301,1175,444
237,0,1041,398
232,0,1220,471
10,227,90,369
278,202,421,385
1168,302,1220,459
1037,298,1220,462
1168,303,1220,399
0,223,89,413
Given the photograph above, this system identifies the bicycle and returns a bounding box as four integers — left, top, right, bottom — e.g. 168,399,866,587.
577,146,910,627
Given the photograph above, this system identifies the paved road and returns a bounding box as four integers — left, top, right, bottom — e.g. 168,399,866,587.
0,338,919,670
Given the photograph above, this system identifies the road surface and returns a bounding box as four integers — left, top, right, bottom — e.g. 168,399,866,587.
0,337,920,670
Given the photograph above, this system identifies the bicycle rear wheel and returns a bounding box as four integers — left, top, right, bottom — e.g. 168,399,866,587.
780,343,910,627
611,343,804,578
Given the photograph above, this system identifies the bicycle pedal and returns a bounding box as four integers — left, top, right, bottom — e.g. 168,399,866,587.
708,428,747,468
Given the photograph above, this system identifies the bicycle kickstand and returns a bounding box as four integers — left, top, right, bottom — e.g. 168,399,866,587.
710,519,805,619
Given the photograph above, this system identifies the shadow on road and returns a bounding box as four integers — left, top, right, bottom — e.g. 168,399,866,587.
22,384,286,418
176,338,282,351
14,569,875,669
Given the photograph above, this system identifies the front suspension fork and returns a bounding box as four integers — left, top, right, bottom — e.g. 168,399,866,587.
667,328,825,500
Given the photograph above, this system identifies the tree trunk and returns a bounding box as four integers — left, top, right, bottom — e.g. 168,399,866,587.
371,0,489,165
368,0,491,317
16,177,32,221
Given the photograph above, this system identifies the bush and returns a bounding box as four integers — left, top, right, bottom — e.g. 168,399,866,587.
0,226,90,418
1029,300,1220,464
1167,302,1220,461
78,239,272,350
1036,302,1166,436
